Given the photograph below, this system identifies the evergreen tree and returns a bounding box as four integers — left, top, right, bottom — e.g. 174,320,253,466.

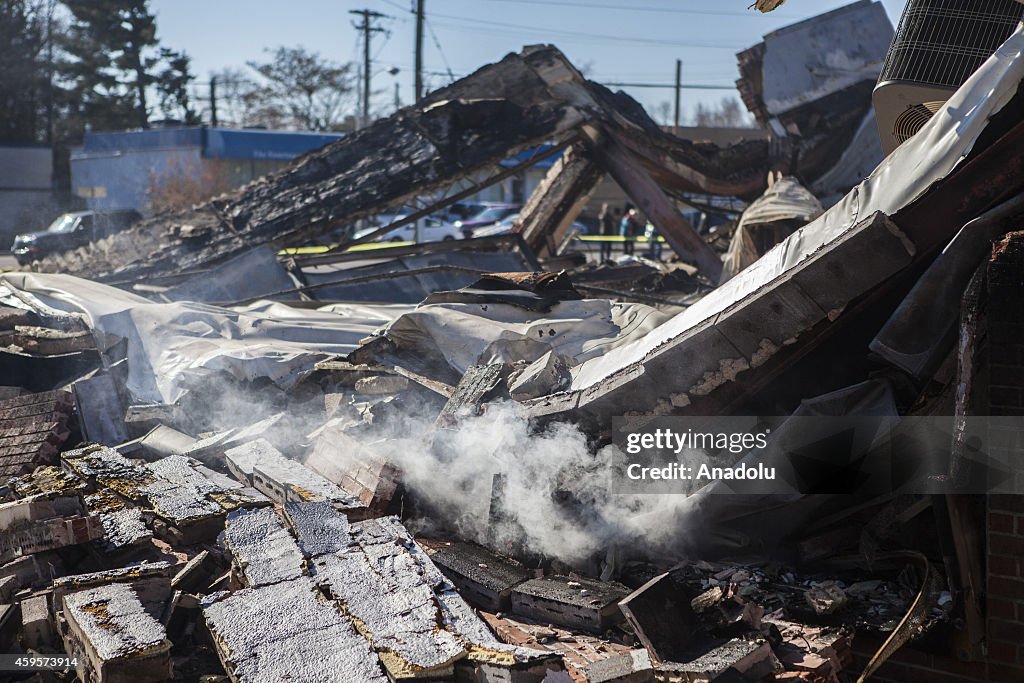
58,0,191,134
0,0,48,143
156,48,199,124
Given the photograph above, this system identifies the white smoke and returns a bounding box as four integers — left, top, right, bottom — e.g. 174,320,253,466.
357,402,713,567
175,374,715,568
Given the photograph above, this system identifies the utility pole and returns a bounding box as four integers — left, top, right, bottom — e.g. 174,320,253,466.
414,0,425,102
45,0,55,144
350,9,388,128
209,76,218,128
674,59,682,130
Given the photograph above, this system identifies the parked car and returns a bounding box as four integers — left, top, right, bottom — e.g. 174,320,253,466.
441,201,490,223
352,214,462,243
453,203,521,238
472,213,589,239
11,210,142,265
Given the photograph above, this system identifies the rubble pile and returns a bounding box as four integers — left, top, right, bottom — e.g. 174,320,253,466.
1,10,1024,682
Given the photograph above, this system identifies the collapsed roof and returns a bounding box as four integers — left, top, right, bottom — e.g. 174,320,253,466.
30,45,776,283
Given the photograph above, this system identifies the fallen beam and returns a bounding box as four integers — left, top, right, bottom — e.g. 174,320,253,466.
519,142,605,257
590,131,723,279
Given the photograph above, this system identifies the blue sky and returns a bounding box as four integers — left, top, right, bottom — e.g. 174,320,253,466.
150,0,907,124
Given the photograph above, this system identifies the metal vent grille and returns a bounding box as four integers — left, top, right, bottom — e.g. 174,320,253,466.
879,0,1023,89
892,101,945,144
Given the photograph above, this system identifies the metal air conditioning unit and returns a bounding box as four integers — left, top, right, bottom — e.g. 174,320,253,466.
873,0,1023,155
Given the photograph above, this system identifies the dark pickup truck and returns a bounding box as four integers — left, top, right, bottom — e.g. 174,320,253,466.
11,210,142,266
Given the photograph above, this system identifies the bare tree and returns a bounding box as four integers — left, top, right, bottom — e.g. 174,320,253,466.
245,46,355,131
653,101,672,127
692,96,756,128
208,66,276,128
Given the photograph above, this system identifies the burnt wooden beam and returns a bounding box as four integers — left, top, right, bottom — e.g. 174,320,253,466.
590,130,723,279
518,142,604,257
32,45,776,282
34,48,592,282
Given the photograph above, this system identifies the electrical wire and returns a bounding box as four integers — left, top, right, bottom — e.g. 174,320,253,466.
425,11,738,48
477,0,796,19
425,17,457,83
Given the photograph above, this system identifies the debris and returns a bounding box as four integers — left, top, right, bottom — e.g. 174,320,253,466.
29,46,771,282
720,175,823,283
511,576,629,634
310,516,476,678
0,12,1020,682
222,507,304,588
303,424,400,515
481,610,637,681
202,576,389,683
654,639,781,683
354,375,410,395
20,593,54,651
618,572,699,664
0,494,103,563
170,550,216,594
0,389,73,480
282,499,352,558
509,351,573,401
62,582,173,683
422,540,532,612
74,374,129,446
585,649,654,683
804,581,848,616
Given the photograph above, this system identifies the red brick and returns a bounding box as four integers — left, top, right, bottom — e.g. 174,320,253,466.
904,664,985,683
989,597,1017,619
888,645,934,667
991,407,1024,416
988,640,1019,664
990,618,1024,645
989,662,1024,683
991,387,1022,407
870,660,908,681
991,512,1017,534
993,365,1024,387
990,534,1024,556
991,495,1024,514
934,655,991,679
990,554,1020,577
989,577,1024,600
991,345,1024,365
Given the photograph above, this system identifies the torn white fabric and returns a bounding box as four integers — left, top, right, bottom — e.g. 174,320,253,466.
381,299,674,377
0,273,412,405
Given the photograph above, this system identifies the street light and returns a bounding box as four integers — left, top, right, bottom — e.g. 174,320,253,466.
359,66,402,129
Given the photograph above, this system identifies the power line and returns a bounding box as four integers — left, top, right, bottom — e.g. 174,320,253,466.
425,12,738,49
425,17,457,83
602,81,735,90
478,0,796,18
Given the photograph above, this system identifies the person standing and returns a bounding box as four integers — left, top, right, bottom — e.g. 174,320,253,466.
620,205,639,255
598,204,619,262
